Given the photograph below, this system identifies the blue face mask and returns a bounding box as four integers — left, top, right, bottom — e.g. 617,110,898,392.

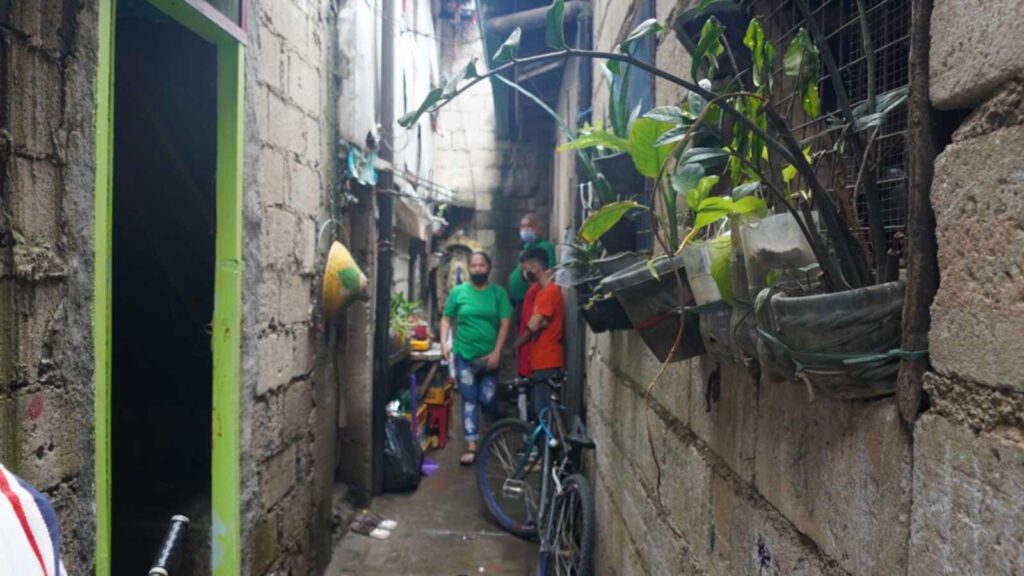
520,229,538,244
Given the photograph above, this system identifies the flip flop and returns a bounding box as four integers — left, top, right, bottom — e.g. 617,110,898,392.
459,451,477,466
350,518,390,540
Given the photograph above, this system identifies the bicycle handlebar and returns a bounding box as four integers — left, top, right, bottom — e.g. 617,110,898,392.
148,515,190,576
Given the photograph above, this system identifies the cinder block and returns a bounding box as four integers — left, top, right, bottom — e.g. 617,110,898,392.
261,443,297,510
252,394,284,459
292,324,314,376
257,273,280,326
688,361,757,482
259,147,287,206
15,281,63,384
283,379,312,440
709,475,836,576
16,388,82,491
930,0,1024,109
11,157,61,245
257,330,293,395
267,93,306,154
909,414,1024,576
754,381,912,576
258,28,283,89
287,52,320,114
296,216,316,273
10,45,61,156
251,508,281,575
930,124,1024,390
265,0,308,51
655,37,691,107
261,207,298,268
288,161,320,218
281,475,313,549
278,274,312,325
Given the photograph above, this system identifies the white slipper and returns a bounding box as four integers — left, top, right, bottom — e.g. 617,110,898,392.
350,520,391,540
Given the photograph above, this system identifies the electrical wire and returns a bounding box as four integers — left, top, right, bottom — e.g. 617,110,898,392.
359,0,475,48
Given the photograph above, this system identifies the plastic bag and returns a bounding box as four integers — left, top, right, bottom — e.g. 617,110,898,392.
383,416,423,493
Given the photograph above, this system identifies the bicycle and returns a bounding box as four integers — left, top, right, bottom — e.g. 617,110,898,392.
476,372,596,575
147,515,190,576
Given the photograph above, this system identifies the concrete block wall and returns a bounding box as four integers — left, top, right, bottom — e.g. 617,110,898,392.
0,2,99,572
244,0,339,573
583,1,1024,574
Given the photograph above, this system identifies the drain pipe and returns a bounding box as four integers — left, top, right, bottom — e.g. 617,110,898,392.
371,0,397,495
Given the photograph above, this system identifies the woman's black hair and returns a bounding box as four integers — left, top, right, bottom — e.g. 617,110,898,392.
470,250,492,268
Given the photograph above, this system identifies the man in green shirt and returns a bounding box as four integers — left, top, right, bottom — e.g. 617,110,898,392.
508,213,557,308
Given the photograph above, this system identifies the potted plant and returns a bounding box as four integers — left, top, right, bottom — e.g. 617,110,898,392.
389,292,421,355
562,240,634,333
399,0,919,395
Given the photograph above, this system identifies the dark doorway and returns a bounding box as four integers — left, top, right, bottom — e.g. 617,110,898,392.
111,1,217,573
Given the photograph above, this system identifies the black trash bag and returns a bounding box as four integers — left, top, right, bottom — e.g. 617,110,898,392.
383,415,422,493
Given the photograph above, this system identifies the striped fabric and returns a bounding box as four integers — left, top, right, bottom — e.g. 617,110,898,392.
0,464,68,576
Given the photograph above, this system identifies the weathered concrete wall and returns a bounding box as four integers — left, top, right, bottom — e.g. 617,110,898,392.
243,0,339,573
914,20,1024,571
0,1,98,572
581,1,1022,575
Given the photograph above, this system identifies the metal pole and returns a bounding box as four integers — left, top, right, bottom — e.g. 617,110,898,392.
371,0,397,495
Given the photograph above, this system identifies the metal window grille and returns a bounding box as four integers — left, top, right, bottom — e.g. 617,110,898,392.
752,0,911,265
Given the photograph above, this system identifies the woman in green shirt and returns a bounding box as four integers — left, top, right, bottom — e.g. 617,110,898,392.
440,251,513,465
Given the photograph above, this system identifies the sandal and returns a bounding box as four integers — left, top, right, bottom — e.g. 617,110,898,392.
459,451,477,466
350,518,390,540
357,510,398,531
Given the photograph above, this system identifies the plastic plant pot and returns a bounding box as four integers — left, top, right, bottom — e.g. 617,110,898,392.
601,256,705,363
682,234,733,306
739,213,818,297
575,276,632,333
592,252,642,278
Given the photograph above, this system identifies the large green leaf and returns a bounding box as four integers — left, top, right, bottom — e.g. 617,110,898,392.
628,117,675,178
744,19,766,86
691,16,724,80
493,28,522,63
731,195,767,217
579,200,645,243
619,18,663,54
686,175,720,212
731,181,761,199
694,196,732,230
642,106,686,124
556,126,629,152
680,146,729,170
784,28,821,118
545,0,567,49
398,86,444,128
653,123,695,147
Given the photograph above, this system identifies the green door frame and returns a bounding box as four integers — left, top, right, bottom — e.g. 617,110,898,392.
93,1,245,575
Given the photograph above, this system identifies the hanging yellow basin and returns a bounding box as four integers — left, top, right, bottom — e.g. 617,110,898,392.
322,241,370,318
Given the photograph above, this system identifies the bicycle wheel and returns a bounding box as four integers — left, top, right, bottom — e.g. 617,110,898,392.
547,473,596,576
476,418,545,538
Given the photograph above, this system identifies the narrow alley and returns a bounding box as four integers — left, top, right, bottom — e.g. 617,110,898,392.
326,405,538,576
3,0,1024,575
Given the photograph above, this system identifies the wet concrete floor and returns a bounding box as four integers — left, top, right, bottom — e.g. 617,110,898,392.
326,413,538,576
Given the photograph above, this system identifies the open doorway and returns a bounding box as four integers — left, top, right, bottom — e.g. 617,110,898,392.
110,1,217,573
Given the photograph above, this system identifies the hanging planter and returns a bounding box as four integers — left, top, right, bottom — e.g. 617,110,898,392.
602,256,704,362
574,275,633,333
592,153,645,254
754,281,918,400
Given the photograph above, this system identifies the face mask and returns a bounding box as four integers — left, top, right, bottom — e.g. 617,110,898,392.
525,271,538,283
470,272,489,286
520,229,538,244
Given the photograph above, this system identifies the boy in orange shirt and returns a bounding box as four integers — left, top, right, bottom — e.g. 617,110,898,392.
513,247,564,418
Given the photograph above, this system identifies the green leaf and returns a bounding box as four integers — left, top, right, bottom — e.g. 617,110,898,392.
653,124,692,147
852,87,909,131
627,117,675,178
545,0,567,49
694,196,732,230
731,195,767,217
443,58,479,97
680,146,729,170
672,164,705,208
579,200,645,243
645,259,662,281
782,163,798,183
695,0,714,16
605,60,621,77
708,233,734,305
691,16,725,80
784,28,820,118
557,126,629,152
619,18,663,53
642,106,685,124
687,174,719,212
731,181,761,199
398,86,444,128
743,19,766,86
493,28,522,62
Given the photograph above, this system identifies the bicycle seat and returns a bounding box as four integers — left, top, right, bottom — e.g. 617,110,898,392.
565,415,596,450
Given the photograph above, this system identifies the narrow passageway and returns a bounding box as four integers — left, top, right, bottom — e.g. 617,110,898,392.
327,402,537,576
